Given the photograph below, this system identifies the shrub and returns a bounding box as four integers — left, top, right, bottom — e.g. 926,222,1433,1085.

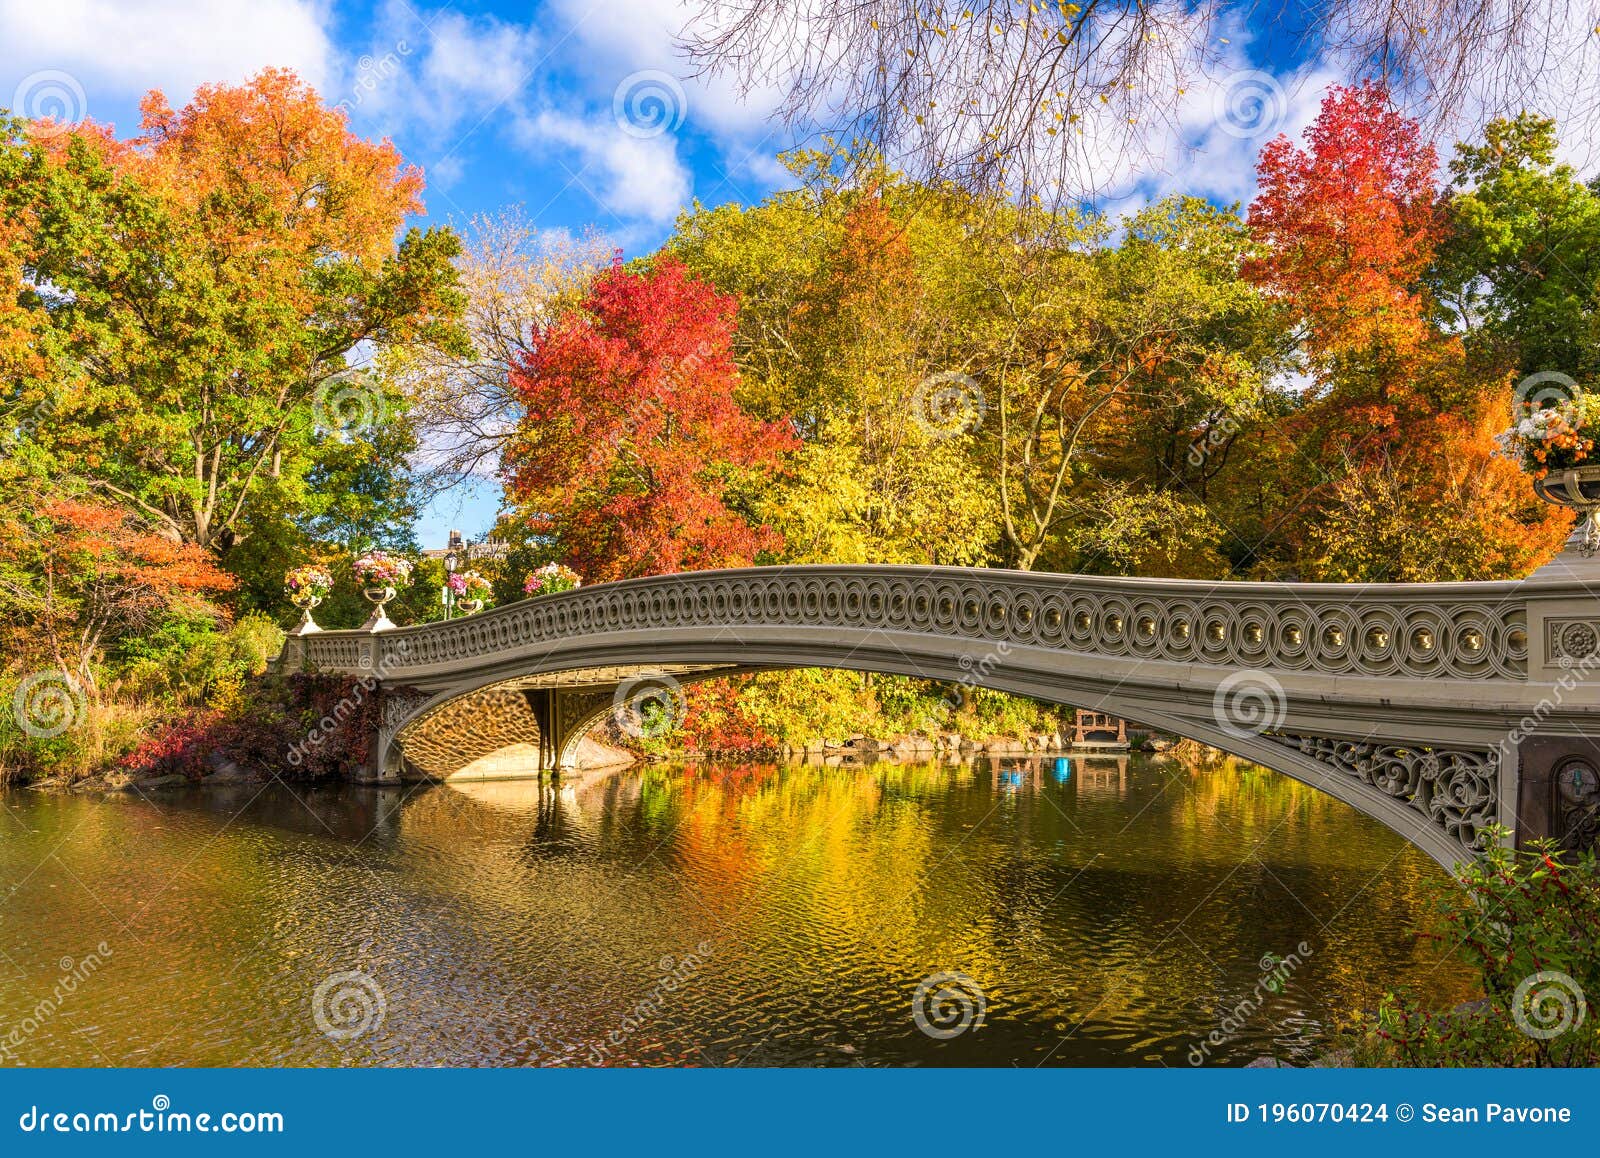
1357,828,1600,1067
124,711,224,780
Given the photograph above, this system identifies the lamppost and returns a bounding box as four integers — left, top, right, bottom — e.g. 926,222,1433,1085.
443,546,459,621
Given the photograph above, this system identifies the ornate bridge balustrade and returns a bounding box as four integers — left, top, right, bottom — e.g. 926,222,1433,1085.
273,563,1600,872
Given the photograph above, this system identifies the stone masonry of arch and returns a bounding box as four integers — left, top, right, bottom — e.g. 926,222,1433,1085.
272,562,1600,872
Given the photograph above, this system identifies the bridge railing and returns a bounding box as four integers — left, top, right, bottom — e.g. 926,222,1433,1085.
292,565,1533,684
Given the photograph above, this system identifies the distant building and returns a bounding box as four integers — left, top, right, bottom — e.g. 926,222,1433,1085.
422,528,510,562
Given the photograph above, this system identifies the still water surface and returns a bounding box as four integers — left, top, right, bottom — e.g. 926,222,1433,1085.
0,754,1472,1066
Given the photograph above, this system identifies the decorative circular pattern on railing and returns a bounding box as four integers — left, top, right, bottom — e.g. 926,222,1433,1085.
291,569,1532,683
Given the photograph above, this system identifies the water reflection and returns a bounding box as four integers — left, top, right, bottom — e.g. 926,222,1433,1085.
0,754,1471,1067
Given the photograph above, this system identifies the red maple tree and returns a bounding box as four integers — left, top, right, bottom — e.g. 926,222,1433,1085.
1243,82,1566,578
1247,81,1444,425
504,258,796,581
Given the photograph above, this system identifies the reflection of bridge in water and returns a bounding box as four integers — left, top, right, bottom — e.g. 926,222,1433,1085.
272,561,1600,869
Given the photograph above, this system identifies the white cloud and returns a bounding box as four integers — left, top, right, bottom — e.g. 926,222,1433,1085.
0,0,333,106
550,0,787,136
341,5,542,140
520,109,693,225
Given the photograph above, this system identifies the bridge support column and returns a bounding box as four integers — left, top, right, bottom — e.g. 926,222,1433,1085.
522,687,613,778
1510,736,1600,856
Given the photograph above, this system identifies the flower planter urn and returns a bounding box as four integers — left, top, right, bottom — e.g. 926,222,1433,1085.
288,591,323,635
361,584,398,632
1534,463,1600,559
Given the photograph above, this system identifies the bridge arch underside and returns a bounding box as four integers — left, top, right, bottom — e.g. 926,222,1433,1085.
387,631,1519,874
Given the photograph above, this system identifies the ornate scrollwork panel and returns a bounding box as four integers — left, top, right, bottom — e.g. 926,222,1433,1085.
1553,757,1600,855
382,686,435,734
1265,733,1500,857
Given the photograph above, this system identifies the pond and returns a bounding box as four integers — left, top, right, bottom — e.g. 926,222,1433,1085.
0,753,1472,1066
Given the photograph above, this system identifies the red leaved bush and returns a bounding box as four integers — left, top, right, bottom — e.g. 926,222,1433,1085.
122,674,381,782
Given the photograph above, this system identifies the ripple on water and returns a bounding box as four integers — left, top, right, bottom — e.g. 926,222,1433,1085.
0,756,1471,1066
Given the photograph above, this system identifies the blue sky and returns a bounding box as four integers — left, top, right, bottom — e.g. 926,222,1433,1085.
1,0,1358,547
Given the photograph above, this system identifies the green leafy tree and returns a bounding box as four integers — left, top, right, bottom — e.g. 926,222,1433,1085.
1438,113,1600,387
0,69,467,557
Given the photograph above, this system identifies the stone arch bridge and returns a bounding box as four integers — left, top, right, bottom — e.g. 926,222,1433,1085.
272,563,1600,871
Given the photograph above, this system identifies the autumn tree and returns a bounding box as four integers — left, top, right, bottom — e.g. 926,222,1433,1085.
1437,113,1600,388
670,152,1003,566
503,259,796,580
0,486,235,691
388,207,615,491
1245,82,1565,580
963,194,1284,573
681,0,1597,206
0,69,467,556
